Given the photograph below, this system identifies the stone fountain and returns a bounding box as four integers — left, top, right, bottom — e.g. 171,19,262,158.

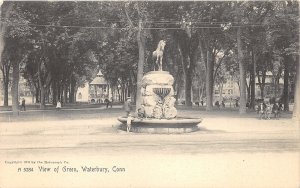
118,40,202,133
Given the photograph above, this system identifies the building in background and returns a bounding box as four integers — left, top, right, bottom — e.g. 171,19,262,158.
213,71,284,103
214,77,240,103
76,82,89,103
88,71,110,103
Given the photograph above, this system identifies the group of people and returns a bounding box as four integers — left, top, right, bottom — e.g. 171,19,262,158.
196,99,238,109
195,100,204,106
214,100,226,109
256,102,283,120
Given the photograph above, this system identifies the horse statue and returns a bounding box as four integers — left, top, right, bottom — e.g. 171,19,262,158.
153,40,166,71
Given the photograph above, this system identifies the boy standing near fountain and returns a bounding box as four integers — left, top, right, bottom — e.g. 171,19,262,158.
126,113,133,133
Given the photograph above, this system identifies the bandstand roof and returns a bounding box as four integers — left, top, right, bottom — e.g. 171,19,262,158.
90,70,108,85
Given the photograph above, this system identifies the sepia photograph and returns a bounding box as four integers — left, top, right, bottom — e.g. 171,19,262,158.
0,0,299,187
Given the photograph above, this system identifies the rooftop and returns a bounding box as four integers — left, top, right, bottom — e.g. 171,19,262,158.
90,70,108,85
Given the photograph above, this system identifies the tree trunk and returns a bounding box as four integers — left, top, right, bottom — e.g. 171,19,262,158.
0,6,3,61
47,89,51,103
38,64,46,109
40,86,46,109
237,27,247,114
274,76,279,99
257,69,266,99
246,79,250,101
198,85,202,102
206,50,214,111
11,62,20,116
178,50,193,106
116,87,120,102
135,20,145,112
219,83,223,102
3,80,9,106
0,3,13,61
250,49,256,108
1,61,10,106
69,78,76,103
199,41,206,104
1,4,13,107
283,55,290,111
121,86,125,102
74,87,78,103
57,83,61,101
63,84,68,104
200,83,205,100
184,69,193,106
120,88,123,102
293,56,299,120
35,85,40,103
52,81,57,105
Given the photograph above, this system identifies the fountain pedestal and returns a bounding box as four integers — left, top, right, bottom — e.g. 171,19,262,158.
140,71,177,119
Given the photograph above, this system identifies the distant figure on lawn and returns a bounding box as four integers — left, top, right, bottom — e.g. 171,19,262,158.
21,98,26,111
215,101,220,109
56,100,62,110
278,103,283,111
221,100,225,108
104,98,112,108
246,101,250,108
235,99,239,107
258,102,266,119
272,102,280,119
201,100,204,106
124,97,132,117
265,103,272,120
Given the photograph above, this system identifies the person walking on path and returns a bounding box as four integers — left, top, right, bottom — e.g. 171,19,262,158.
21,98,26,111
124,97,132,117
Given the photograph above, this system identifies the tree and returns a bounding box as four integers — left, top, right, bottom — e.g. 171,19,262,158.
123,2,149,110
0,46,11,106
265,1,299,111
2,1,32,114
236,26,247,114
293,54,300,120
0,2,14,106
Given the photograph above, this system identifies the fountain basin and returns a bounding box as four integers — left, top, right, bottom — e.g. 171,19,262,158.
117,116,202,134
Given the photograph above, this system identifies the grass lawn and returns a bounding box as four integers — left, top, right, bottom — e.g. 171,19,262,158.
0,103,293,122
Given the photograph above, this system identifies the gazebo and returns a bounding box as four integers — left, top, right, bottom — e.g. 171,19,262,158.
89,71,109,103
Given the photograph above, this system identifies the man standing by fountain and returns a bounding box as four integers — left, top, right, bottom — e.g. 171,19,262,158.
124,97,132,117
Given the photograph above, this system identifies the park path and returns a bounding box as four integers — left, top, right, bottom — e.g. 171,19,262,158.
0,117,298,153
